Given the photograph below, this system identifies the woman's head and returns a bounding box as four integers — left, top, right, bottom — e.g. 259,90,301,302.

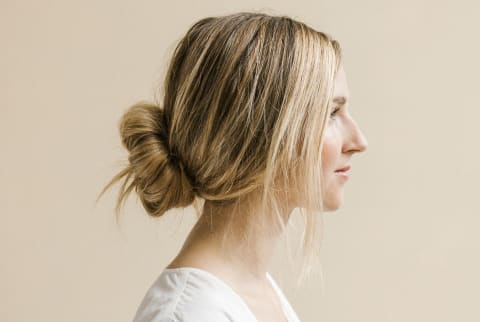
99,12,366,280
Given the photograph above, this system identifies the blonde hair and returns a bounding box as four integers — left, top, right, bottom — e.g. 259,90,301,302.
98,12,342,284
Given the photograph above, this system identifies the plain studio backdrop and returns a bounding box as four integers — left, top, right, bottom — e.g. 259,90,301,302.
2,0,479,321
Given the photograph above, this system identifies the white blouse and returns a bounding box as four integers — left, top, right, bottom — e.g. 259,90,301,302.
132,267,301,322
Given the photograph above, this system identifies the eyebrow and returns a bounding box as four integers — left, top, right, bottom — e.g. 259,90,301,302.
332,96,348,105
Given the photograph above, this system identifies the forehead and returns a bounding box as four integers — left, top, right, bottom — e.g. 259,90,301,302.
333,64,349,99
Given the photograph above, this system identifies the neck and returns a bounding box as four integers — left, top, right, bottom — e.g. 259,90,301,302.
168,198,292,287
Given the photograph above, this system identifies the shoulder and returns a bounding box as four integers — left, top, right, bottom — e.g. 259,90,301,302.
132,268,242,322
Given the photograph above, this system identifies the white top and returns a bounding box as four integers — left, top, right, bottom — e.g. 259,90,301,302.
132,267,301,322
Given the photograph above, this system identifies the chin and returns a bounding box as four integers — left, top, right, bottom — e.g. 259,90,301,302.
293,191,344,212
323,205,339,212
323,195,344,212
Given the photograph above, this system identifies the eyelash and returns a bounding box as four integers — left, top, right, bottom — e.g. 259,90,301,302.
329,106,340,119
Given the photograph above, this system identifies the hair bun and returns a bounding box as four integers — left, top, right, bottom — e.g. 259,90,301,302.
118,102,196,216
119,102,167,153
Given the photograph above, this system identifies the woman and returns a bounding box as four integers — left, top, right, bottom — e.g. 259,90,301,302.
99,12,368,322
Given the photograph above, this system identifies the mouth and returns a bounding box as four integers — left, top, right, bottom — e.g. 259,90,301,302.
335,166,350,180
335,165,351,173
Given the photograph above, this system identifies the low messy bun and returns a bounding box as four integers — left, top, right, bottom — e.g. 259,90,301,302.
100,102,197,218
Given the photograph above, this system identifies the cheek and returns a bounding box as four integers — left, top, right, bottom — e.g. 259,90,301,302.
320,128,346,211
321,128,340,173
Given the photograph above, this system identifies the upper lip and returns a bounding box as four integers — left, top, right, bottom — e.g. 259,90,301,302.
335,165,351,172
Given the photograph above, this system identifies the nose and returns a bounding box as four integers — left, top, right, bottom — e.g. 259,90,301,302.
344,117,368,154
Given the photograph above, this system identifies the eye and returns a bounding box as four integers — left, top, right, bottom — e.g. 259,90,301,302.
329,106,340,119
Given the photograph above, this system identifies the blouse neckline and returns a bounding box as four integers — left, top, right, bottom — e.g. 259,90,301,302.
162,266,290,322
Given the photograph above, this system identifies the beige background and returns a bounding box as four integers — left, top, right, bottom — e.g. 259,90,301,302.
3,0,480,321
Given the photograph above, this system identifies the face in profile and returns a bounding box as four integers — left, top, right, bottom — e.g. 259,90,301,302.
321,64,368,211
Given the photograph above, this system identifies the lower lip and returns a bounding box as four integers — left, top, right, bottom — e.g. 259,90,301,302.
335,171,350,180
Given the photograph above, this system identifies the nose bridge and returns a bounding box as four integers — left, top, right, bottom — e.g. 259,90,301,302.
345,114,368,153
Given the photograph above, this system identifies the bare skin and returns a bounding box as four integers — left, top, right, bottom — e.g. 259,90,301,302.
167,199,290,322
